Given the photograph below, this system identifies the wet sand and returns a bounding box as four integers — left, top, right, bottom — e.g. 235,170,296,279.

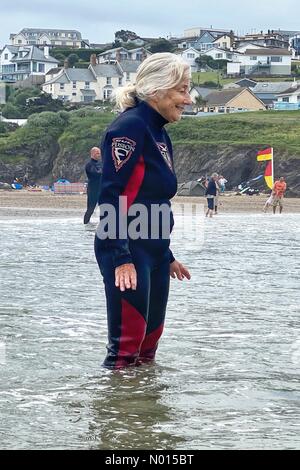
1,190,300,218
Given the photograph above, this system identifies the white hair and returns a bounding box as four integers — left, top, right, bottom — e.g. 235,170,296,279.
114,53,190,111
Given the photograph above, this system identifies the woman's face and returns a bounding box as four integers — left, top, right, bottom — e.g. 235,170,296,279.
150,78,192,123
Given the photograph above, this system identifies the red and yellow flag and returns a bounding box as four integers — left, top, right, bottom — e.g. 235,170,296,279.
257,148,273,161
264,161,273,189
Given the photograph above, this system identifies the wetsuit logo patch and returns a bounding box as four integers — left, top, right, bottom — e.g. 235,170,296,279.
112,137,136,171
157,143,173,171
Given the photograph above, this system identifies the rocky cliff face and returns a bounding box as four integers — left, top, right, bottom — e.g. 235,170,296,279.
1,142,299,196
173,144,300,196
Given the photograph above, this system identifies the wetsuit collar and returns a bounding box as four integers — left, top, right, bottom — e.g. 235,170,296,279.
137,99,168,129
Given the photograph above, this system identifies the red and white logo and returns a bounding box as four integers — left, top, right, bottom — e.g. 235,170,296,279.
157,143,173,171
112,137,136,171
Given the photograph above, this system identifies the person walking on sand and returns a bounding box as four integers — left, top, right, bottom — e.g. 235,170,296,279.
83,147,102,225
272,177,287,214
205,173,218,218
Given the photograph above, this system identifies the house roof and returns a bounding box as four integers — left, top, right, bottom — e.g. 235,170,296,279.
277,85,300,95
46,67,62,75
252,81,296,93
205,87,264,106
10,46,59,63
20,28,82,39
118,60,140,73
66,68,96,81
44,68,96,85
244,48,292,56
190,86,215,99
91,64,122,77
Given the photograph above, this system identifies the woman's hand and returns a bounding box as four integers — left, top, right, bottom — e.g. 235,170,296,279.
115,263,137,291
170,260,191,281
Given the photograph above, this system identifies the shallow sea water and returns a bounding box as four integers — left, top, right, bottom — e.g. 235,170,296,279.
0,209,300,449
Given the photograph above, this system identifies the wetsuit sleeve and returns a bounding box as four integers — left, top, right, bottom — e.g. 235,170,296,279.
164,130,176,265
99,115,146,268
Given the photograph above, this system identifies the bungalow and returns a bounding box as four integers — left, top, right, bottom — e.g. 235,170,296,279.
203,87,266,113
274,83,300,110
189,85,215,104
251,81,297,107
227,48,292,76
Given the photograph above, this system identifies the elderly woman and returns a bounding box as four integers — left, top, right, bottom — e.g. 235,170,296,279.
95,53,192,369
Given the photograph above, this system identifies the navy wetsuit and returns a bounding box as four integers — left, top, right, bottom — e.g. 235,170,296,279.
94,100,177,369
83,158,103,224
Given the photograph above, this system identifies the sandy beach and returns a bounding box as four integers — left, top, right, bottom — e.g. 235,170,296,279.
1,190,300,218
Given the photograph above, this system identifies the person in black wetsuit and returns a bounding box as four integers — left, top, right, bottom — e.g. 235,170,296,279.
83,147,102,224
205,173,218,218
94,53,192,369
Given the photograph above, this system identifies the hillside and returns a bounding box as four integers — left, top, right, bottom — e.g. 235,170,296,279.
0,109,300,195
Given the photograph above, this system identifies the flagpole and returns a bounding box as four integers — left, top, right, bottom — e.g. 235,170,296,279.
271,147,274,187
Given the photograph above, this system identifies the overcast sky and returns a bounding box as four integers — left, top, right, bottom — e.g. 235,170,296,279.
1,0,300,47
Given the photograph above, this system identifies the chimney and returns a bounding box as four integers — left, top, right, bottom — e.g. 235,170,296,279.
64,58,69,69
44,46,49,58
90,54,97,66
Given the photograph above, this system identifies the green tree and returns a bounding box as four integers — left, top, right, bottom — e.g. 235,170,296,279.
67,53,79,67
1,103,21,119
149,38,174,53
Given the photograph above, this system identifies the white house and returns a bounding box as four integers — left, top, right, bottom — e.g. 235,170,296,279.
98,47,150,63
227,48,292,76
10,28,87,48
178,47,200,72
0,45,59,82
235,43,261,54
204,47,239,61
42,59,140,103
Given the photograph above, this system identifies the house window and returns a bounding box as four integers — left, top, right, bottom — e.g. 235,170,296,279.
103,89,112,100
38,63,45,73
106,77,111,85
187,53,195,58
118,77,122,86
222,42,227,48
126,72,130,81
216,53,223,59
271,56,282,62
250,56,257,60
60,83,65,90
136,53,142,60
72,81,76,89
18,40,22,44
32,62,37,72
282,97,289,102
72,92,76,96
4,54,8,60
85,81,90,89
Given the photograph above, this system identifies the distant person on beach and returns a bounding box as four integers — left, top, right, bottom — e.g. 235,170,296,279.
272,177,287,214
94,53,191,369
205,173,218,218
83,147,102,224
218,175,227,193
